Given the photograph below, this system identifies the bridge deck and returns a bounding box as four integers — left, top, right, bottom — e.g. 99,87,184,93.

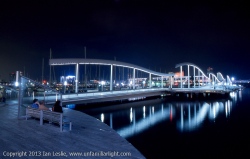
47,87,234,105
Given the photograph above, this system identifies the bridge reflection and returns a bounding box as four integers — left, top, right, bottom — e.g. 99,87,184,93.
98,91,238,138
115,104,175,138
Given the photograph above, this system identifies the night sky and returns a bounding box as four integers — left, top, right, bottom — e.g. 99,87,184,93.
0,0,250,81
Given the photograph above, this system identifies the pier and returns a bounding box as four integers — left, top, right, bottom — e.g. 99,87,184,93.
0,100,145,159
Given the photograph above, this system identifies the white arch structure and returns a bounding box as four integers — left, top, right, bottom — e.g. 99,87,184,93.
175,62,234,88
217,72,225,82
49,58,175,93
227,75,233,85
218,72,232,86
175,62,210,88
208,73,222,86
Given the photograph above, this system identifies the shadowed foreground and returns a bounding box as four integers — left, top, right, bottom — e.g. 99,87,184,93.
0,101,145,159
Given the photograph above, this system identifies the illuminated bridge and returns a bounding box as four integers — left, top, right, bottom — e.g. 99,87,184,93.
48,59,238,91
9,59,241,118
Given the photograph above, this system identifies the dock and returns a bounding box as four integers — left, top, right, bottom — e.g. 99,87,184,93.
0,101,145,159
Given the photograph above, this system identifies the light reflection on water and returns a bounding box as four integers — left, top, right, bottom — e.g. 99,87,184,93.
116,104,174,138
76,89,250,158
93,90,239,138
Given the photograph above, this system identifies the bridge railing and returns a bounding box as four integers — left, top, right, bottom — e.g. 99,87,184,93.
60,87,167,100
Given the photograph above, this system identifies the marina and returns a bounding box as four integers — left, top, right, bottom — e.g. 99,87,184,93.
0,61,244,159
1,1,250,158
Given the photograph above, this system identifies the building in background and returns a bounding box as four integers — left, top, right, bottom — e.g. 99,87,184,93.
60,75,75,85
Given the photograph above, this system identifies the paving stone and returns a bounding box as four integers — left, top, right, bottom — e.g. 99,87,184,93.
0,101,145,159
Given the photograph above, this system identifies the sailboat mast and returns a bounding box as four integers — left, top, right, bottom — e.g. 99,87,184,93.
49,48,52,85
84,46,87,90
42,58,44,83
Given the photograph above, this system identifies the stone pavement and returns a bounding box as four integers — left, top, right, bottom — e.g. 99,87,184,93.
0,101,145,159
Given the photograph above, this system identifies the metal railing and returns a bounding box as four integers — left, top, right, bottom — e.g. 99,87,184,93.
16,74,62,118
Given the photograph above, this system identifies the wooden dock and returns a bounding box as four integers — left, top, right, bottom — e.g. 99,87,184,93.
0,101,145,159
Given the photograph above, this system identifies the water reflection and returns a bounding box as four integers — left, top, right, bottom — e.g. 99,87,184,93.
74,89,250,158
114,104,175,138
130,108,133,122
110,113,113,128
79,91,247,139
178,99,234,132
239,90,242,101
96,96,237,138
143,106,145,118
101,113,104,122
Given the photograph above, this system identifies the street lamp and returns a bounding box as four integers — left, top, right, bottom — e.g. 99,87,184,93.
64,81,67,93
142,81,145,88
101,81,105,91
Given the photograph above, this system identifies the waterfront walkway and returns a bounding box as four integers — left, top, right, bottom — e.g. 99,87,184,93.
36,86,239,106
0,101,145,159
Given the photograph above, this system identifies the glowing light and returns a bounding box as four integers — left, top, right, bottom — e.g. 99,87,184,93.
101,113,104,122
213,105,216,119
225,102,228,118
66,104,75,109
117,104,174,138
130,108,133,122
15,82,19,86
66,75,75,79
178,103,210,131
64,81,67,86
143,106,146,118
230,92,235,97
170,106,173,121
228,100,231,116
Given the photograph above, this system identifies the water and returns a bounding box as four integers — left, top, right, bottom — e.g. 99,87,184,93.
74,88,250,159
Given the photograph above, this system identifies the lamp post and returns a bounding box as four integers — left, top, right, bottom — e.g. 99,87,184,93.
101,81,105,92
64,81,67,94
